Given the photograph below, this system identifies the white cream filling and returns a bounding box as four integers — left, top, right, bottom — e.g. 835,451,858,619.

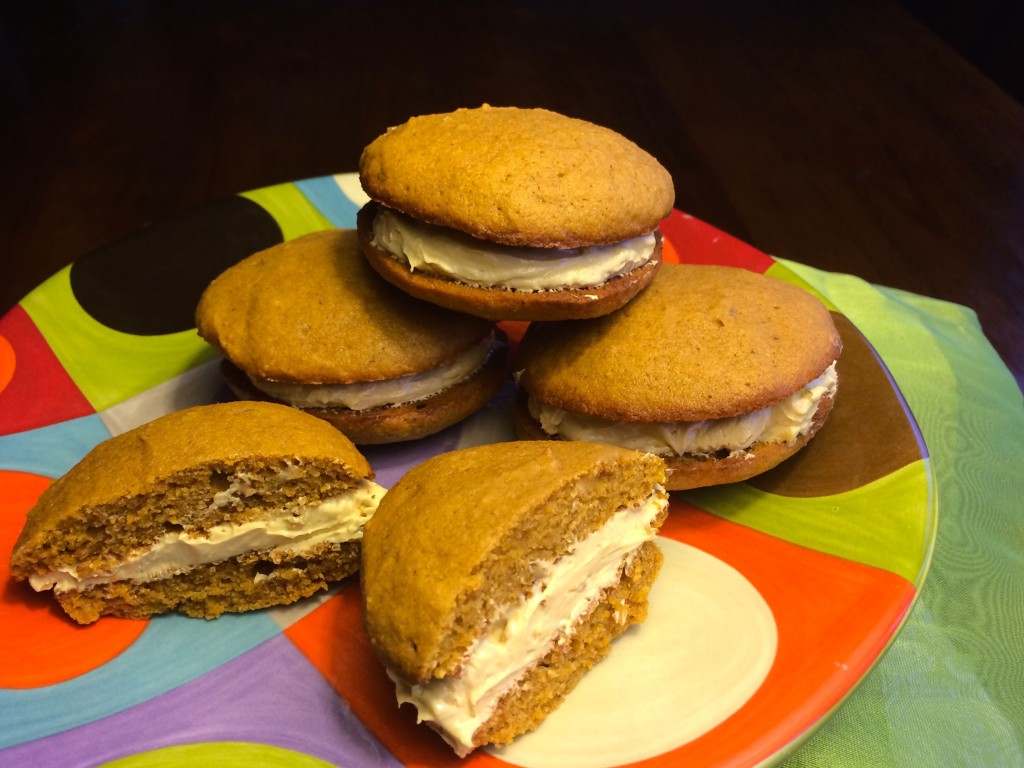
29,478,386,593
530,362,838,458
371,206,657,291
250,333,496,410
389,485,668,756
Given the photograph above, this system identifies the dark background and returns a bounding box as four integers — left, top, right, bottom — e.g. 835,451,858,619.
1,0,1022,387
904,0,1024,102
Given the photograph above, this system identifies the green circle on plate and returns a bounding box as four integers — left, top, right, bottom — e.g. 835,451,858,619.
99,742,335,768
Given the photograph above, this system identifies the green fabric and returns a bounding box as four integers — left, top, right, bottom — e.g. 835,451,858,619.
777,260,1024,767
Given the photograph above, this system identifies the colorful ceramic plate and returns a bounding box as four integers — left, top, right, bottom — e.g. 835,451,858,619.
0,174,936,768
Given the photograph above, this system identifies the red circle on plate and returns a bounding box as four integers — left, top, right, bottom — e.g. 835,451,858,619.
0,333,14,395
0,470,148,688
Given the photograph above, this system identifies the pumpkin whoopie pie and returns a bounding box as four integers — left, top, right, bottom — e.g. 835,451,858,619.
356,105,675,321
361,440,668,756
196,228,507,444
8,401,385,624
514,264,843,490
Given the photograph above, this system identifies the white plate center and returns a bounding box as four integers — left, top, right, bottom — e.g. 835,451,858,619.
491,538,777,768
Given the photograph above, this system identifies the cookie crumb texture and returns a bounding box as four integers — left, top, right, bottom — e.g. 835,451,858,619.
11,453,366,624
55,542,360,624
473,539,663,750
359,106,675,248
362,442,665,683
361,441,667,753
8,402,373,624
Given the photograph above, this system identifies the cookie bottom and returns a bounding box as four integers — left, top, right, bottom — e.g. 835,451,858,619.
221,346,508,445
514,393,837,491
54,541,361,624
357,203,662,321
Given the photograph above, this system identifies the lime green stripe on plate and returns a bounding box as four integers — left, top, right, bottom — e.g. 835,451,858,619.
683,458,936,585
21,267,217,412
99,742,336,768
240,183,333,241
766,260,840,311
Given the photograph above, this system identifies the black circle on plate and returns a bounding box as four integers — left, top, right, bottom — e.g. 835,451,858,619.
69,196,284,335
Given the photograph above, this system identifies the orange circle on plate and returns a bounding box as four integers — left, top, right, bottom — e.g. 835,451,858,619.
0,332,15,394
0,469,148,688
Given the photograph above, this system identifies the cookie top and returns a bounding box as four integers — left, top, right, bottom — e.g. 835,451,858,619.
361,440,666,682
515,264,843,422
10,401,372,573
196,229,494,383
359,106,675,248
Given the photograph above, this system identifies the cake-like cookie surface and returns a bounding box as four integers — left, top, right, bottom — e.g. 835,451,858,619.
513,263,843,490
9,401,383,623
196,228,508,443
515,263,842,422
361,440,667,754
359,105,675,248
196,228,495,383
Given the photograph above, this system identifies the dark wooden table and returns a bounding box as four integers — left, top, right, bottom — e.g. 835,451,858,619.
2,0,1022,392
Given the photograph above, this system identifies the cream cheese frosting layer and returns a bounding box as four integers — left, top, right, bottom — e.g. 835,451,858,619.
250,333,496,410
389,485,668,756
29,478,386,593
529,362,838,457
371,206,657,291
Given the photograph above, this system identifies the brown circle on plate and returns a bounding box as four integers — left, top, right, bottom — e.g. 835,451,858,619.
748,313,925,497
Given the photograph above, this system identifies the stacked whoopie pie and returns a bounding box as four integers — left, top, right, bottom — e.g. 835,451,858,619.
196,105,680,449
350,104,841,492
357,105,675,321
350,105,843,755
196,228,507,445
